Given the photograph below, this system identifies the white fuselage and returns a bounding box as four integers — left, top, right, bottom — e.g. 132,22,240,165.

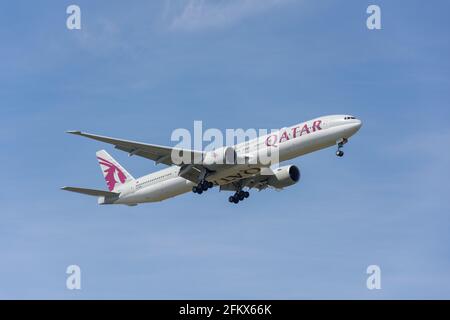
106,115,362,205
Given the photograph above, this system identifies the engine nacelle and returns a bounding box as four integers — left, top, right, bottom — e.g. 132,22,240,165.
268,165,301,189
203,147,237,167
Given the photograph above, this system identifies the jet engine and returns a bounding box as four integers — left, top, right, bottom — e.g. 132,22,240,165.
268,165,301,189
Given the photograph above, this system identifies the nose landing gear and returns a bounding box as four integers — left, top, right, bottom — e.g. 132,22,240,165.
336,138,348,157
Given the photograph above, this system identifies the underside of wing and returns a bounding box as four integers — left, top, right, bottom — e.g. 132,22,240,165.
219,175,270,192
66,131,203,166
218,167,276,192
219,165,300,192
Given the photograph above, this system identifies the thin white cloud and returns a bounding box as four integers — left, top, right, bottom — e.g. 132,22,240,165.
166,0,294,31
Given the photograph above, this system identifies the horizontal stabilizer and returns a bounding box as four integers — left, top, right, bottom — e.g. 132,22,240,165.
61,186,120,197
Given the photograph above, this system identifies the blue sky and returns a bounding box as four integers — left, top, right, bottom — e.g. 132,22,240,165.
1,0,449,299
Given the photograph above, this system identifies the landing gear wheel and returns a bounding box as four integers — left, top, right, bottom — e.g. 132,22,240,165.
228,190,250,203
194,180,212,194
336,150,344,157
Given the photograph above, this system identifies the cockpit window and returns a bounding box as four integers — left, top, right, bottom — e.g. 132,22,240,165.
344,116,356,120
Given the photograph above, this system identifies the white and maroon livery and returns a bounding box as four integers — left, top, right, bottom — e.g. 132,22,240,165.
62,115,362,205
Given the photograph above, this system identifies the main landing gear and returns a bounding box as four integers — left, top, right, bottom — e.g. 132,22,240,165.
228,190,250,204
192,180,214,194
336,138,348,158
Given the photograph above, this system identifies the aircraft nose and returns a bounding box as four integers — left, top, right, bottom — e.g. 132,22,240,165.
354,119,362,131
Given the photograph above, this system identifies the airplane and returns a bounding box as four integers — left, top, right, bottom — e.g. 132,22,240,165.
61,115,362,205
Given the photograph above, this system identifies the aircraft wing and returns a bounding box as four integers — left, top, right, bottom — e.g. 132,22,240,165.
61,186,120,197
67,131,203,166
219,167,274,192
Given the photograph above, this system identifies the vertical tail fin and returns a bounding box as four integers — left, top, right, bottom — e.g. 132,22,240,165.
96,150,134,191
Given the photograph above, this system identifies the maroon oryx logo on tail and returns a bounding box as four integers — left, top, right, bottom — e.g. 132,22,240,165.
97,156,127,191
